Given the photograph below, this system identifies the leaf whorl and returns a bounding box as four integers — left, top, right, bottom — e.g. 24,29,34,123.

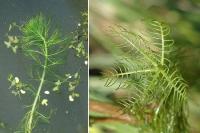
20,14,67,68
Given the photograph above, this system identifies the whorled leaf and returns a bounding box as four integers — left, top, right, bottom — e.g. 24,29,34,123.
104,21,188,133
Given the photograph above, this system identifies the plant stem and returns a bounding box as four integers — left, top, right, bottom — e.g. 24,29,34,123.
160,24,165,66
26,38,48,133
115,69,156,76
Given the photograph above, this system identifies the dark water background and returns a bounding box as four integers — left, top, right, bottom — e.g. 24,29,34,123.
0,0,88,133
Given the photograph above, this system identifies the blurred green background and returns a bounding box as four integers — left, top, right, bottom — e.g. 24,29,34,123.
89,0,200,133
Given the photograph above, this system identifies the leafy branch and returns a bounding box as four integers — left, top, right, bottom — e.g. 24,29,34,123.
104,21,188,133
4,14,82,133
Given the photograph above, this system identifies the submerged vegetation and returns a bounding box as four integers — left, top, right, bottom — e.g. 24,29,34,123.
4,13,87,133
70,12,88,60
104,21,188,133
89,0,200,133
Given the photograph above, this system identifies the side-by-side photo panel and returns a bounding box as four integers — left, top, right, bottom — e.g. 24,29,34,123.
0,0,88,133
89,0,200,133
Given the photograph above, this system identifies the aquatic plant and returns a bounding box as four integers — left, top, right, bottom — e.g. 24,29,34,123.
70,12,88,60
5,14,84,133
104,21,188,133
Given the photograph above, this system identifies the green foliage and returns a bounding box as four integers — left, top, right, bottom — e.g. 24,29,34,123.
104,21,188,133
90,0,200,132
21,14,66,67
70,12,88,59
8,74,30,97
19,14,65,133
5,14,82,133
52,72,81,102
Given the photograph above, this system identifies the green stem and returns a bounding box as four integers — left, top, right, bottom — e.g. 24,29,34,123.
115,69,156,76
160,24,165,66
26,38,48,133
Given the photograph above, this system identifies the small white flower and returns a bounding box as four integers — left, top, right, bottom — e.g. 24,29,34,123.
78,23,81,26
84,60,88,65
41,99,48,106
69,95,74,102
65,110,69,114
44,90,50,95
20,89,26,94
14,77,20,84
69,76,72,79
